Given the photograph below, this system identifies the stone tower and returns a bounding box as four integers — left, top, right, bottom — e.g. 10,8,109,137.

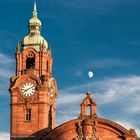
9,1,58,140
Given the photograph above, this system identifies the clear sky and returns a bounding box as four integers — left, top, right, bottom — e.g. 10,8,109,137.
0,0,140,139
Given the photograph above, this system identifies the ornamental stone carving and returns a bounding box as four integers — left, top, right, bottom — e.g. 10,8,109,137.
74,118,99,140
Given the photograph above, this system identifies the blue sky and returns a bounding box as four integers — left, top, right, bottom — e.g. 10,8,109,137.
0,0,140,139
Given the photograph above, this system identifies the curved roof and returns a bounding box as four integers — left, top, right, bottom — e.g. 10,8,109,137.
42,116,136,140
23,35,48,52
29,15,41,27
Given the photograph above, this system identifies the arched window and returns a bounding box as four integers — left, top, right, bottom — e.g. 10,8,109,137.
47,61,49,72
26,109,31,121
87,105,91,116
26,52,35,69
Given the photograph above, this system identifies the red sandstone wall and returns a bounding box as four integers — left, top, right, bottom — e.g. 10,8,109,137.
43,118,136,140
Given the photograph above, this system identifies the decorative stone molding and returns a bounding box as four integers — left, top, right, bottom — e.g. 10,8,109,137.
74,118,99,140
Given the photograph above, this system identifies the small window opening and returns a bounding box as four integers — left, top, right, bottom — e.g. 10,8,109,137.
31,26,36,30
47,61,49,72
87,106,91,116
26,109,31,121
26,53,35,69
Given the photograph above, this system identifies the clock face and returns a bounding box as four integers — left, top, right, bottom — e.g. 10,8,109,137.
21,82,35,97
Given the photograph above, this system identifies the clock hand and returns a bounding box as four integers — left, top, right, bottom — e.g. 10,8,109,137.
23,86,34,93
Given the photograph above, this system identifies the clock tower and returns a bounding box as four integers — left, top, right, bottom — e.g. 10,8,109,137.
9,1,58,140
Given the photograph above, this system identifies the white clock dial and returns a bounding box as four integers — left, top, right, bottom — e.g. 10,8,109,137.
21,82,35,97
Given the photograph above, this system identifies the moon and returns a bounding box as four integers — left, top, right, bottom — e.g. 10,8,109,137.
88,71,93,78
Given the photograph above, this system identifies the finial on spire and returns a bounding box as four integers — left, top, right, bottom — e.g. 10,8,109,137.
16,41,20,53
33,0,37,17
86,91,91,96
